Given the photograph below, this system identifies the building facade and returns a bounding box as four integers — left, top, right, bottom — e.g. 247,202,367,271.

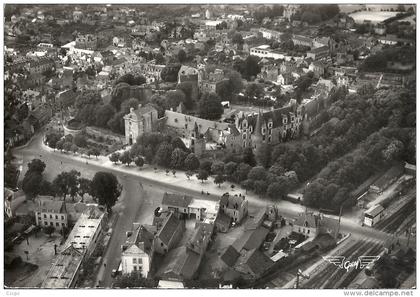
123,104,159,145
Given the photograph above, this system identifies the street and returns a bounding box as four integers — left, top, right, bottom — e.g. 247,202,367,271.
13,132,415,287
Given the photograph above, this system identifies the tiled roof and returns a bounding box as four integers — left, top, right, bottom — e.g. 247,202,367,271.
162,192,193,208
235,248,274,277
294,212,319,229
220,193,245,210
156,212,183,246
37,199,65,213
220,245,240,266
156,246,201,280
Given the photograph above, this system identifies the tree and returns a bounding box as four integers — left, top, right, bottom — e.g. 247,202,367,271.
119,151,132,166
199,160,213,172
224,161,238,177
63,142,73,153
256,143,272,168
46,133,61,150
134,157,144,168
197,169,209,183
22,172,43,199
241,179,254,194
242,148,256,167
211,161,225,175
110,152,121,164
71,144,79,154
155,142,173,167
113,271,157,288
91,172,122,213
198,92,223,120
254,180,268,196
184,153,200,171
53,170,81,201
5,163,19,189
235,162,252,183
27,159,46,174
245,83,264,100
73,134,87,148
267,179,289,200
171,137,188,152
248,166,268,181
303,179,326,208
232,32,244,45
170,148,187,169
161,64,181,82
56,139,65,152
177,81,197,110
78,178,92,199
177,49,187,63
214,174,225,187
166,88,187,109
89,147,100,159
185,170,194,180
43,226,55,237
95,104,116,128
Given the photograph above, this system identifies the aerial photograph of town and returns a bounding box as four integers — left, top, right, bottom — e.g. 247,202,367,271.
2,2,417,294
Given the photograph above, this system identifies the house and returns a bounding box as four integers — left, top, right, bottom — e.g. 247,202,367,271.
292,34,313,48
35,198,68,231
121,223,156,277
220,245,240,267
306,46,329,61
4,188,26,219
164,109,241,154
308,61,325,78
75,33,98,50
28,57,55,75
232,227,269,252
369,165,404,194
404,162,416,177
178,65,201,84
42,205,105,288
153,212,185,255
41,245,84,288
123,104,159,145
161,192,220,223
219,193,248,223
364,205,384,227
234,248,274,279
292,212,320,238
156,223,212,281
235,100,303,151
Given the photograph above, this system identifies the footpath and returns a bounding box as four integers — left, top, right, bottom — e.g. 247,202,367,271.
41,142,368,229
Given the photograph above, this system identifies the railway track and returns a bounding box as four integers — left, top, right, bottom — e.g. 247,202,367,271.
333,242,383,289
302,240,384,289
302,240,364,289
376,198,415,234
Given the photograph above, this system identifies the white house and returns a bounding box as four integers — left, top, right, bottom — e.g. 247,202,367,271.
121,223,155,277
364,205,384,227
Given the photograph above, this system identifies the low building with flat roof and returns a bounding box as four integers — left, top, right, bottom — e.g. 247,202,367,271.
364,205,384,227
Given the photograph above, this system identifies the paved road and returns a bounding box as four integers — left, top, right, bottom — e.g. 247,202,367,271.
13,132,415,287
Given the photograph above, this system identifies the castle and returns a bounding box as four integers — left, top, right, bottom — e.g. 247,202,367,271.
124,100,304,154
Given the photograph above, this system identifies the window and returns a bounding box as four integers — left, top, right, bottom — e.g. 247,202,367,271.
62,215,65,220
161,243,164,247
138,258,143,264
55,215,58,219
50,214,53,219
133,266,137,271
133,258,137,264
56,222,59,227
62,223,65,227
44,214,47,218
50,222,54,226
308,230,310,234
38,217,41,221
45,222,48,226
243,133,247,140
